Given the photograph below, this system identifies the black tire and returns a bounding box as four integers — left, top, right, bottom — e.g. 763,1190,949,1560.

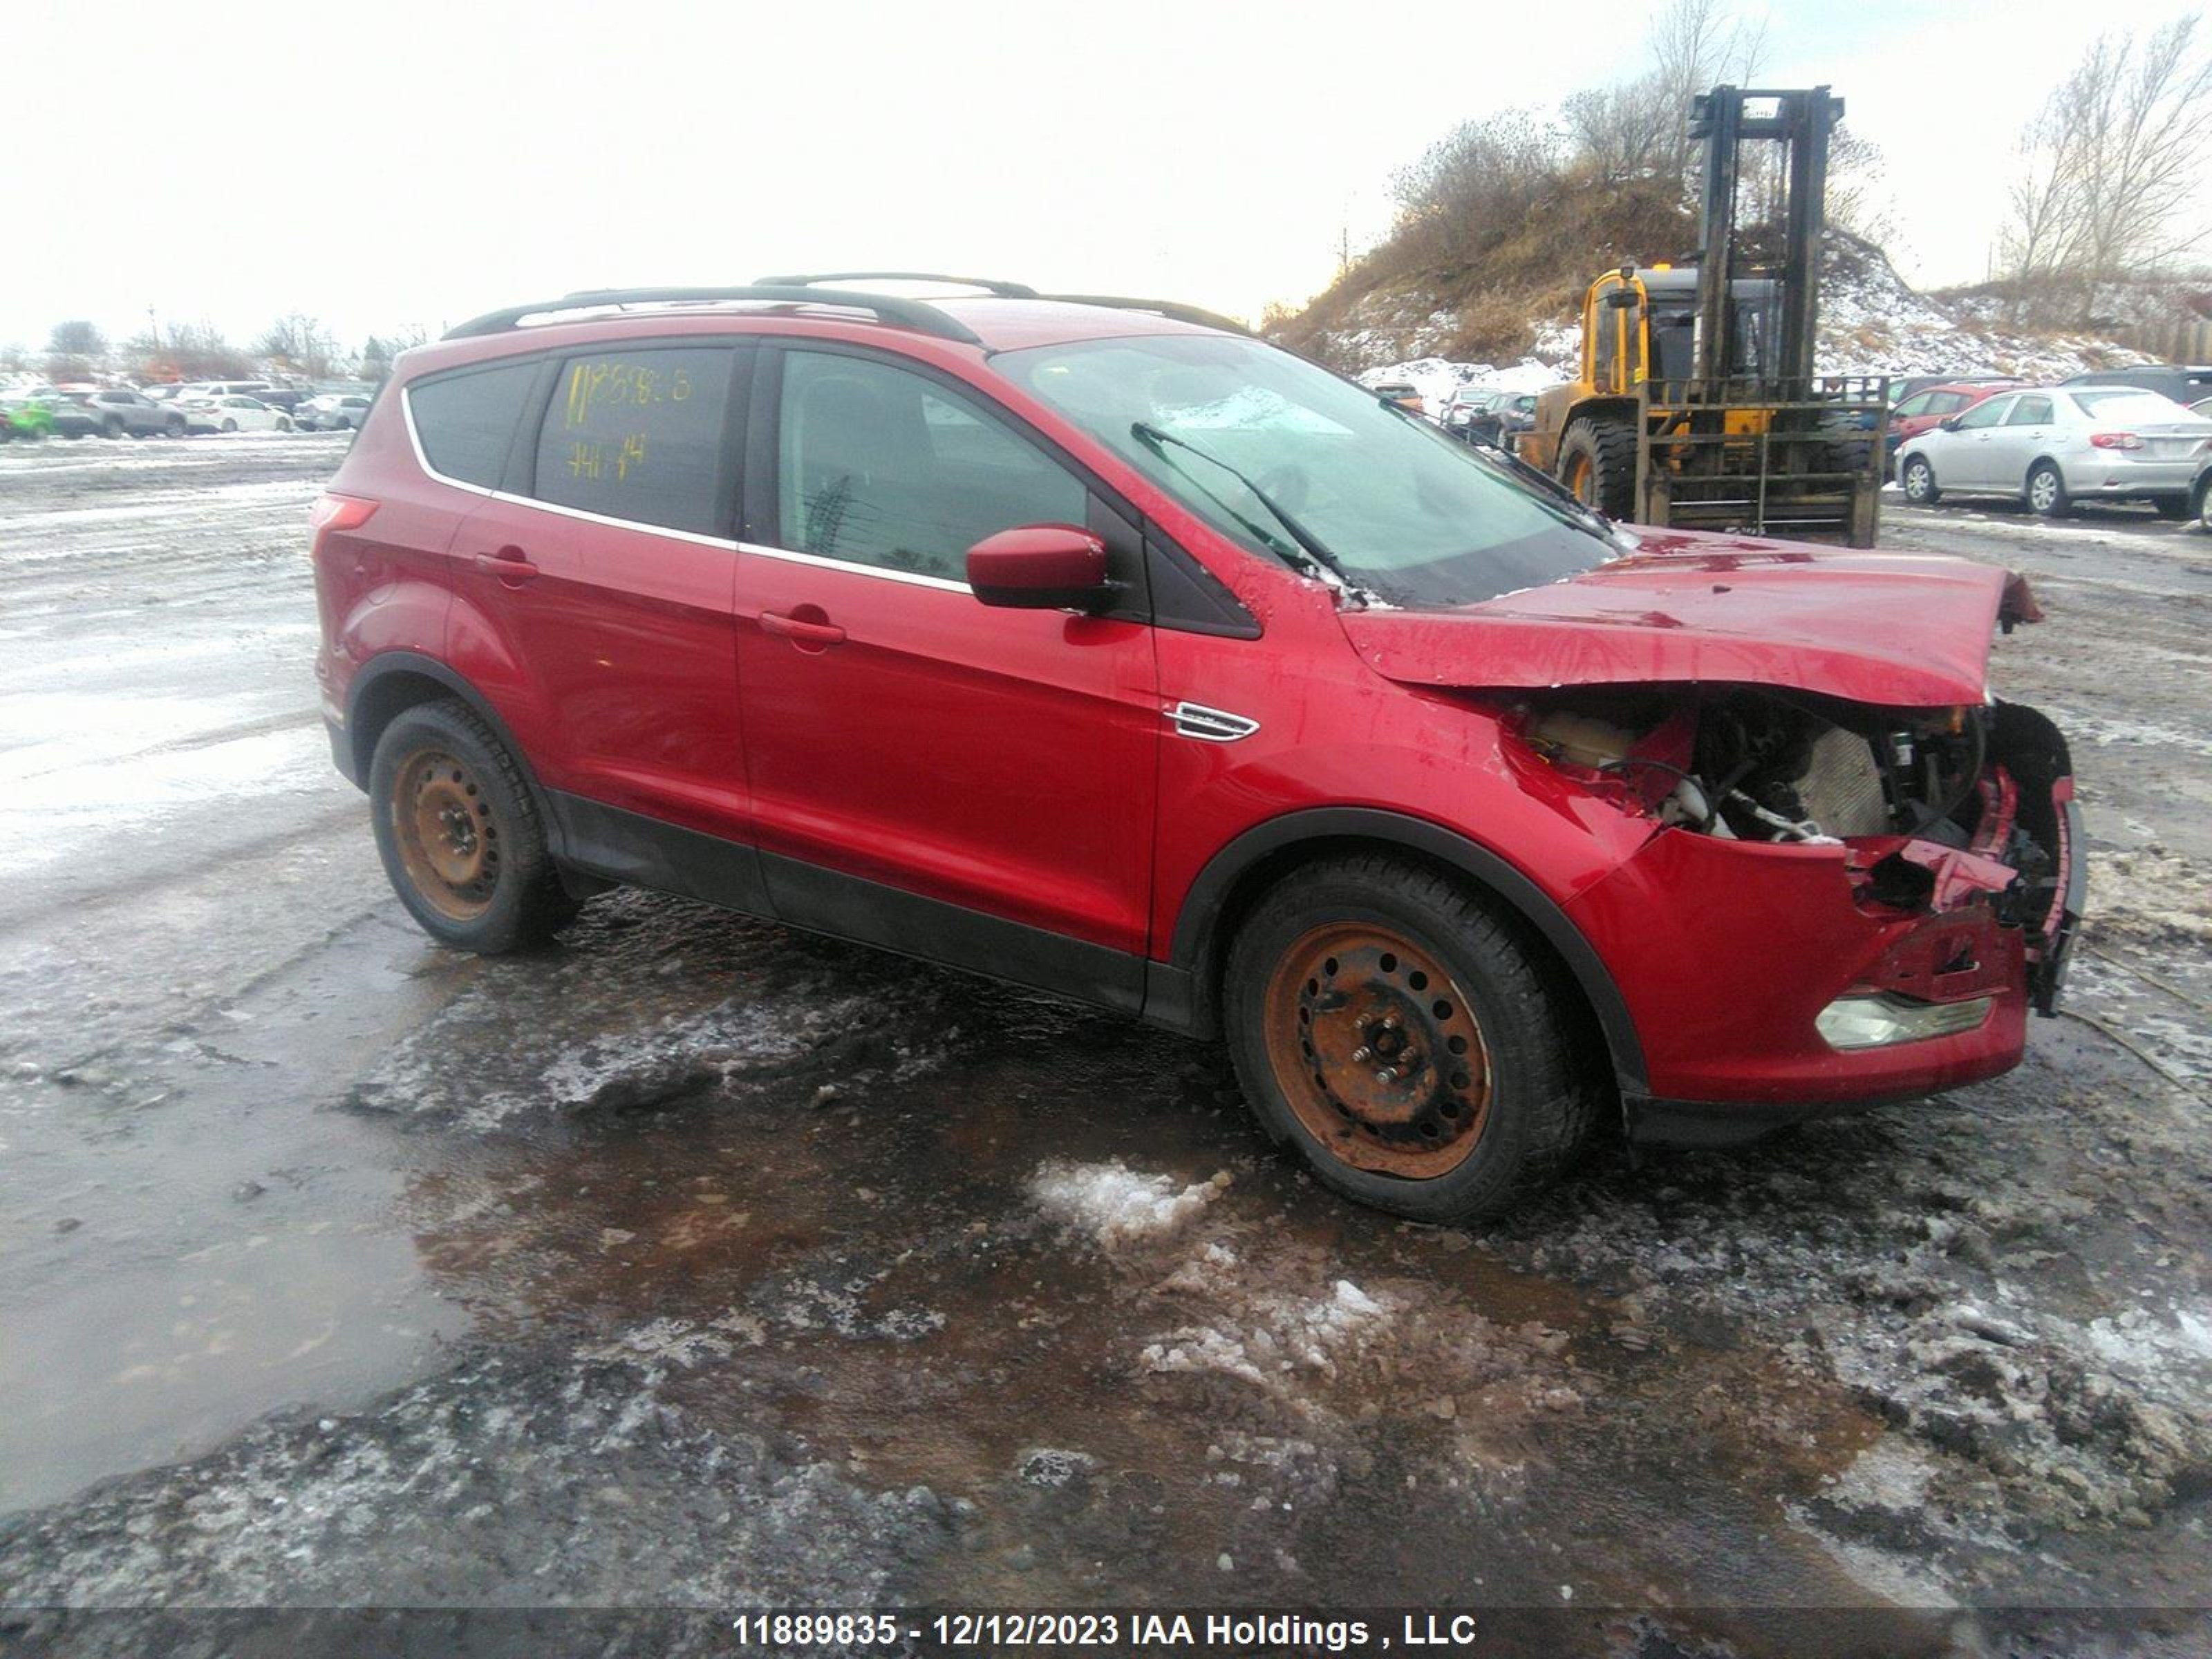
221,418,238,433
1900,453,1940,505
2149,494,2188,521
276,415,293,432
165,414,185,438
2027,460,2071,518
2197,476,2212,532
102,415,124,439
1557,417,1638,520
1223,854,1600,1224
368,700,578,953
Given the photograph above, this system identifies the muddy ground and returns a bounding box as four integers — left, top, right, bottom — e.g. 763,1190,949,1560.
0,437,2207,1656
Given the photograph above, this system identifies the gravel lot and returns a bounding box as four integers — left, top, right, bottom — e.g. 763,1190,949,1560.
1,436,2206,1656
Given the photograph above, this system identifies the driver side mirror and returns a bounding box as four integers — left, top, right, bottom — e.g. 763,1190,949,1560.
966,524,1114,612
1938,416,1962,432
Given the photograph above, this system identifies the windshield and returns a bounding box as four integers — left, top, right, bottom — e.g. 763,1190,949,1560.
2068,389,2199,423
993,333,1617,608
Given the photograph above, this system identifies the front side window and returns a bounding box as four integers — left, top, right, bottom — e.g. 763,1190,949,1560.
532,346,735,536
777,350,1085,581
409,359,540,489
1956,397,2012,430
995,332,1615,609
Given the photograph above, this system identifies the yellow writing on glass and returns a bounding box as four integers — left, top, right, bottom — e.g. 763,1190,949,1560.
565,360,695,428
565,434,648,483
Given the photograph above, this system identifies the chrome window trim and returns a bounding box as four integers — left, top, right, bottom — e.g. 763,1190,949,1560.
737,539,971,594
484,489,739,551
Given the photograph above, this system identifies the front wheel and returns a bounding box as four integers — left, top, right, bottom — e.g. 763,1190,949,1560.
165,415,185,438
1901,454,1940,505
102,415,125,439
1223,855,1597,1224
2027,461,2071,517
368,700,579,953
276,415,293,432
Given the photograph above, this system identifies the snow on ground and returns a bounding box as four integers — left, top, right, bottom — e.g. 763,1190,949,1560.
1028,1158,1230,1248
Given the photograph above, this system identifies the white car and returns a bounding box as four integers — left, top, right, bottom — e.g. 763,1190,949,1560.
177,393,294,435
1895,386,2212,518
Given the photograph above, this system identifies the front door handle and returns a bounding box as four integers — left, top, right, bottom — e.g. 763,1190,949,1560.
760,610,847,648
474,547,539,583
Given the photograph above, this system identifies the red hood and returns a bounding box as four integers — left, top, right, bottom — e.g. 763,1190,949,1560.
1340,528,2042,709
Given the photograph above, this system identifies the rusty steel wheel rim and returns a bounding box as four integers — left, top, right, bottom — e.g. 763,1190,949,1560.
1262,922,1493,1179
391,748,500,921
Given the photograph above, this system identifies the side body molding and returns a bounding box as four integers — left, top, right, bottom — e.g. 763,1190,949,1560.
1147,807,1649,1094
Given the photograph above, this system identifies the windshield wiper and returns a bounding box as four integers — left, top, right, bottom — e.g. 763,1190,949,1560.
1130,421,1357,590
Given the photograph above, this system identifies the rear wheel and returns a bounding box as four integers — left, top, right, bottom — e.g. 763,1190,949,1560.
221,418,238,433
368,700,578,953
1224,855,1597,1224
2027,461,2070,517
1557,418,1638,520
102,415,124,439
164,414,185,438
1900,454,1940,505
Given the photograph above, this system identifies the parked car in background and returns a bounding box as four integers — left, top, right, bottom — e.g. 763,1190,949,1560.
2190,396,2212,422
0,393,60,440
1441,387,1492,435
1886,373,2023,406
256,388,311,413
1485,391,1541,449
1370,381,1425,417
297,392,375,431
193,379,276,399
178,393,295,433
1897,386,2212,517
1885,380,2023,471
141,383,190,402
75,386,187,438
2062,364,2212,409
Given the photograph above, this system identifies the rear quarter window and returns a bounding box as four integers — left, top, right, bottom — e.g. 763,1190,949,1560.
408,361,540,489
532,346,736,536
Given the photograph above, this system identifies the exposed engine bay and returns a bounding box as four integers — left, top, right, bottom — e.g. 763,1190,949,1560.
1513,686,2079,1011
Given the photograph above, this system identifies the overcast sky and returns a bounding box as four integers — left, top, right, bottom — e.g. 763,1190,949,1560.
3,0,2205,356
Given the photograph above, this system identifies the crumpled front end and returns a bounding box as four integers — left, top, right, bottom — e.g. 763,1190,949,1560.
1506,688,2083,1141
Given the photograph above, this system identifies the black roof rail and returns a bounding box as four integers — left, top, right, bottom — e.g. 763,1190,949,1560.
1038,294,1251,335
753,270,1040,299
441,285,980,344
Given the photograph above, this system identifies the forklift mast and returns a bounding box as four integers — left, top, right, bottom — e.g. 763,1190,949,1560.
1690,84,1843,390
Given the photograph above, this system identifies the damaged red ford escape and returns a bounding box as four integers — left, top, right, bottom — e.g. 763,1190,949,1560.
310,278,2083,1222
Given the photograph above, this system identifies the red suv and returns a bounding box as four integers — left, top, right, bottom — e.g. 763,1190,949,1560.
312,276,2083,1222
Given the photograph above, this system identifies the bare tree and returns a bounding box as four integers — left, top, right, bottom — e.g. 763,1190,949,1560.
48,319,106,359
1391,109,1566,269
256,312,340,379
1998,17,2212,321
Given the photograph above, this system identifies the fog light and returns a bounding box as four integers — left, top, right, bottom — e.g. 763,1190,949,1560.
1816,993,1994,1051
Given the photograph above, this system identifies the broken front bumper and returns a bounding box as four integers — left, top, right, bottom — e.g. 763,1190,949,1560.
1572,702,2082,1145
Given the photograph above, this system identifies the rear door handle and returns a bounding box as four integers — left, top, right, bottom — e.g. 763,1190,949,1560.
474,547,539,583
760,610,847,646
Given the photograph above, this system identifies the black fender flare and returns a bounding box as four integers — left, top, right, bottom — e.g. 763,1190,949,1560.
1159,807,1648,1093
340,650,554,827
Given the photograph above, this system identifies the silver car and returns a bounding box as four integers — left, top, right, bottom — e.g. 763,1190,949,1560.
1895,386,2212,518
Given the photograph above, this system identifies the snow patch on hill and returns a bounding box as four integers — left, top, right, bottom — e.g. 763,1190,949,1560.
1338,235,2150,400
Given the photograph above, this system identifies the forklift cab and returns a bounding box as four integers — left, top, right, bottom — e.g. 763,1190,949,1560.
1585,266,1779,400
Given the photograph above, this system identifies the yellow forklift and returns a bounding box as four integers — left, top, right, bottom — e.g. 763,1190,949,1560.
1516,86,1887,546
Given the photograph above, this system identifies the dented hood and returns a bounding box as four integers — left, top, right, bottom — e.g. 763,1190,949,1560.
1340,529,2042,709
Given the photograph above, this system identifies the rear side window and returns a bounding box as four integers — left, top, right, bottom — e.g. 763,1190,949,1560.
532,347,735,536
409,361,538,489
2007,395,2053,425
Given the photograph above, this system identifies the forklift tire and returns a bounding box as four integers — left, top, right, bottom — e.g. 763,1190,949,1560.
1557,419,1637,521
